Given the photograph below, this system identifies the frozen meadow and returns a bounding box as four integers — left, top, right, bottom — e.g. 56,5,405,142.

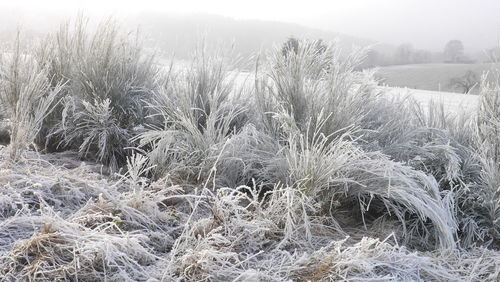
0,19,499,281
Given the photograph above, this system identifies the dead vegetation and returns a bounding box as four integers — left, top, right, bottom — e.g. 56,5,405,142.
0,17,499,281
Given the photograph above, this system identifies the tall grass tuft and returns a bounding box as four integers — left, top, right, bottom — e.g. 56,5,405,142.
137,48,253,185
0,33,63,161
37,17,158,170
2,26,500,280
253,40,458,249
470,72,500,246
256,40,378,140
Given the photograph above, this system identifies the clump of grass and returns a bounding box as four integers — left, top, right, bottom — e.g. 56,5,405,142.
291,236,499,281
0,150,184,280
466,72,500,246
37,17,159,170
359,95,492,248
2,21,500,281
0,33,63,161
162,184,330,280
268,111,457,249
254,40,457,249
137,48,255,186
162,184,495,281
256,40,378,139
362,99,461,183
0,142,497,281
0,150,110,219
0,211,161,281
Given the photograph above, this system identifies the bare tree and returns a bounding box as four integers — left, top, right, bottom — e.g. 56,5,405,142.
449,70,479,93
412,49,432,64
444,40,464,63
395,43,413,64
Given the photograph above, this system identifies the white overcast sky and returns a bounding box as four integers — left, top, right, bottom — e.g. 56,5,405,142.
2,0,500,51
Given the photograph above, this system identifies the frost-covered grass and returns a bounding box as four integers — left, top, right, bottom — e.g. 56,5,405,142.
0,150,498,281
0,34,64,161
36,17,159,170
0,18,499,281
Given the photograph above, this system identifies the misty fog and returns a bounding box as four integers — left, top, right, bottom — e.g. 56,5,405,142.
1,0,500,54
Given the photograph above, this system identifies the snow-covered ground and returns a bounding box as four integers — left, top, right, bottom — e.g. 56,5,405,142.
383,86,479,115
233,71,479,115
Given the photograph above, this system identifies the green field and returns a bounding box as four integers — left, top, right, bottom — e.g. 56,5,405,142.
377,63,500,93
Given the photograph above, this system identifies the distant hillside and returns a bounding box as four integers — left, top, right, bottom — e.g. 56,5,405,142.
0,8,395,62
129,13,395,59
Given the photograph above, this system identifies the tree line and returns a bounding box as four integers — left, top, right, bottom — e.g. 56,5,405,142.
361,39,484,68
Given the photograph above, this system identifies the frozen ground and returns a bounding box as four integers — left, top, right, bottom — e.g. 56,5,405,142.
383,86,479,114
234,70,479,114
376,63,500,94
0,66,496,281
1,149,498,281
